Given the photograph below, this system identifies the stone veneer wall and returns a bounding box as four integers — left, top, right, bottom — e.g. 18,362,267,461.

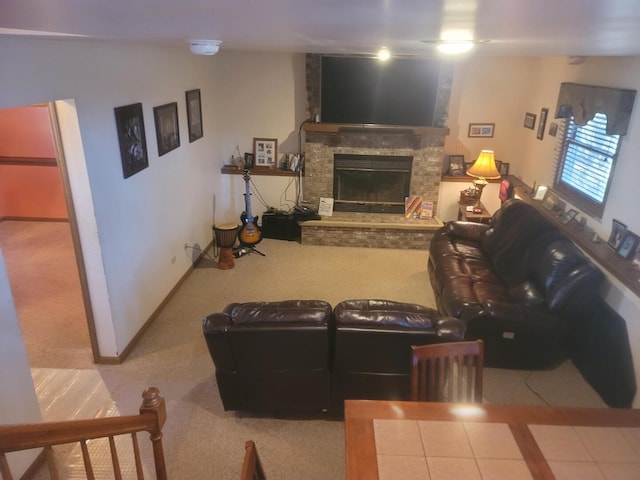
303,129,447,211
303,53,452,210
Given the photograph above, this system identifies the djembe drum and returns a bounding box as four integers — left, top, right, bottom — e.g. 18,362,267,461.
213,223,239,270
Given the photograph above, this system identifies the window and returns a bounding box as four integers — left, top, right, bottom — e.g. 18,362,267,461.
554,113,621,218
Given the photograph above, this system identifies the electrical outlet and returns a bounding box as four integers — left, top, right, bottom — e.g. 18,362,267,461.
171,255,176,264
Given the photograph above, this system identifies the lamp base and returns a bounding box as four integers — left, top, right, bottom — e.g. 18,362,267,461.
472,178,488,205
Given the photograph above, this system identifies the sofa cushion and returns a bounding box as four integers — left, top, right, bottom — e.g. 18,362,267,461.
334,299,442,329
224,300,332,325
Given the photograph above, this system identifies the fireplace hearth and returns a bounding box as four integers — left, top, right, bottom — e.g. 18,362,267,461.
333,154,412,213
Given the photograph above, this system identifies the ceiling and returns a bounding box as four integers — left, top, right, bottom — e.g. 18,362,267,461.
2,0,640,57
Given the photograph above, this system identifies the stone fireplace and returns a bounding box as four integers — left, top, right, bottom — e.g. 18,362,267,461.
302,124,448,213
300,124,449,249
298,53,452,249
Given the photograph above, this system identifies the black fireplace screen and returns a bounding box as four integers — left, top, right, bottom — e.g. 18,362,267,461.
333,154,412,213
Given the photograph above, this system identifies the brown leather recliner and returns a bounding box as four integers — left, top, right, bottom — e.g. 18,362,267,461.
202,299,466,413
330,299,466,410
202,300,333,413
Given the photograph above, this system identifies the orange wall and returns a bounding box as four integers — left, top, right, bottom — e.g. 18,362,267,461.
0,105,67,219
0,106,56,158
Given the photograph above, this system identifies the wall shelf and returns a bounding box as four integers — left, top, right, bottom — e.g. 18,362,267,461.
509,176,640,299
220,165,300,177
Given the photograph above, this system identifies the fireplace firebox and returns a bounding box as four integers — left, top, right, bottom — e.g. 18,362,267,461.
333,154,412,213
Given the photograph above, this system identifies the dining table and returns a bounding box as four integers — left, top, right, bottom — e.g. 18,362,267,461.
344,399,640,480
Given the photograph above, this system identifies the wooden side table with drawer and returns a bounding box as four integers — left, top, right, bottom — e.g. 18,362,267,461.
458,202,491,224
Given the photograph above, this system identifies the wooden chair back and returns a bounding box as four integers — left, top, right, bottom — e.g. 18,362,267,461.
0,387,167,480
410,340,484,403
241,440,266,480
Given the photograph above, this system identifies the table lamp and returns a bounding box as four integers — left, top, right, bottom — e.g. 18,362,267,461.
466,150,501,205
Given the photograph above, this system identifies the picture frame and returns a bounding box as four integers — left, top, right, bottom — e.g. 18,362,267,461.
548,122,558,137
499,162,510,175
153,102,180,156
524,112,536,130
560,208,578,225
607,219,627,250
114,103,149,179
448,155,465,176
185,89,203,142
633,244,640,269
244,152,254,169
468,123,495,138
541,191,557,210
617,231,640,259
464,162,473,173
537,108,549,140
253,138,278,168
552,199,566,217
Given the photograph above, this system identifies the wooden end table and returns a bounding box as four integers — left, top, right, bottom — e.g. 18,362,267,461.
458,202,491,224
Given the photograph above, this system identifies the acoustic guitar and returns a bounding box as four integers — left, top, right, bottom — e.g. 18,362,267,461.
238,169,262,246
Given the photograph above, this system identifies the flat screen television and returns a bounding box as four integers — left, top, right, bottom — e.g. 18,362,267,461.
320,56,442,127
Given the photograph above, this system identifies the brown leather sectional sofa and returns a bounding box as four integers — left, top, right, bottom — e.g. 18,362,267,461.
428,198,636,407
202,200,636,411
202,299,465,413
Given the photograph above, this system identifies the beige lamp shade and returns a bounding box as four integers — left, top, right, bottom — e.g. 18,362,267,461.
466,150,501,180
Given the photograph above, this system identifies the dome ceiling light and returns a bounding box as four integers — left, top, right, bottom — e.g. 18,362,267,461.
421,38,491,54
188,39,222,55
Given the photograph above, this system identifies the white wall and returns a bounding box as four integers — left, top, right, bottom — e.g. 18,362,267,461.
208,52,307,223
0,249,42,477
0,37,224,356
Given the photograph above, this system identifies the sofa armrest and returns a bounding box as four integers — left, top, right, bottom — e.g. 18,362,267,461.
435,317,466,341
446,221,491,242
202,313,236,371
481,301,565,333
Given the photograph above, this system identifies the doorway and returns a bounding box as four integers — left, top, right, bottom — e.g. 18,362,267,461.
0,103,97,368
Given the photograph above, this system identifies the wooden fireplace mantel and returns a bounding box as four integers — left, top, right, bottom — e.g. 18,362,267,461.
302,122,450,136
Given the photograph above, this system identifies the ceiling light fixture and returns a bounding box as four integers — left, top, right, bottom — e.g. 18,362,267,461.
421,38,490,54
188,39,222,56
377,47,391,61
436,40,474,54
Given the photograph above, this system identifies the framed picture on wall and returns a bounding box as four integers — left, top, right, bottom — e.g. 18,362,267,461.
537,108,549,140
617,231,639,259
607,219,627,250
114,103,149,179
468,123,495,138
153,102,180,156
185,89,203,142
253,138,278,168
448,155,465,176
524,112,536,130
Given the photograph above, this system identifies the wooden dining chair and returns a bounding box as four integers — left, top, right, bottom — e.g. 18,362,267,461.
241,440,267,480
410,340,484,403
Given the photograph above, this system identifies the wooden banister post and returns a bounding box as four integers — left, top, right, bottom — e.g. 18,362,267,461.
139,387,167,480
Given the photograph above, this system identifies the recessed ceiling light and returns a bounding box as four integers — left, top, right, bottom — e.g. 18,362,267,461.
377,47,391,61
436,41,474,54
421,39,491,55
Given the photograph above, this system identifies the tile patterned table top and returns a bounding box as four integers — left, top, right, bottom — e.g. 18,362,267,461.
373,419,640,480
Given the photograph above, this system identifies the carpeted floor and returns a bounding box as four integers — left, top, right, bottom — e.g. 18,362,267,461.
0,220,93,369
2,224,607,479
